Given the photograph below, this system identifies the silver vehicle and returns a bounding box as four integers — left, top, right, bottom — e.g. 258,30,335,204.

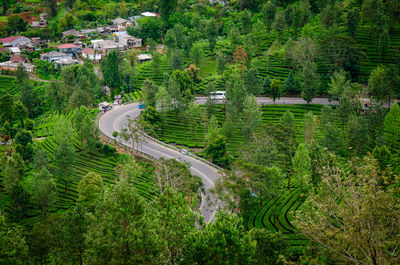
209,91,226,100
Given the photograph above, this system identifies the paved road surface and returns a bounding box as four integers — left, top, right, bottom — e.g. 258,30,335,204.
195,96,339,105
98,97,341,222
99,103,221,223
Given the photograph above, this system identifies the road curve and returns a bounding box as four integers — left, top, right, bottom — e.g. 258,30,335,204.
98,97,339,222
98,103,221,223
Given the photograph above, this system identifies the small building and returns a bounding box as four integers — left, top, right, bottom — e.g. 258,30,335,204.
91,39,126,52
0,61,35,73
31,13,47,29
62,29,83,38
16,38,34,50
58,43,81,56
41,51,71,63
54,57,78,67
10,55,25,63
0,36,31,47
82,48,102,60
115,32,142,48
9,47,21,56
137,53,152,62
141,12,159,17
112,18,131,31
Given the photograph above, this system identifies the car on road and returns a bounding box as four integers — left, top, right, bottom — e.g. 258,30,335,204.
209,91,226,100
138,103,146,109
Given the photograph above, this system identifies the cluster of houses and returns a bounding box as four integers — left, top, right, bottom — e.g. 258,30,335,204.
0,12,163,74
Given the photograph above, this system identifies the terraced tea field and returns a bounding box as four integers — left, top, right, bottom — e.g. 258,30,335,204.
157,104,323,156
249,187,308,248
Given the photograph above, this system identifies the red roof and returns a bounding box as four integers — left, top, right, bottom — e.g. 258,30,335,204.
0,36,29,43
82,48,95,54
58,43,79,49
11,56,24,62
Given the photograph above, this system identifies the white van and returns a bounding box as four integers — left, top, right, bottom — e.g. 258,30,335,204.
209,91,226,100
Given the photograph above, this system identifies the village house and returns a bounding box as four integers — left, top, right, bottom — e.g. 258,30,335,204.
9,47,21,56
10,55,25,63
0,61,35,73
114,32,142,48
112,18,131,31
0,36,31,47
91,39,126,52
62,29,83,38
82,48,102,60
41,51,71,63
16,38,34,51
58,43,82,56
31,13,47,29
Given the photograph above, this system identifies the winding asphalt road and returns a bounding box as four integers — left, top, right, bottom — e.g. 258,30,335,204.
99,103,221,223
98,97,339,223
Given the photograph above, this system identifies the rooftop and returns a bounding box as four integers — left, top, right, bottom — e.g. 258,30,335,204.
112,18,129,24
58,43,79,49
0,36,30,43
62,29,82,37
82,48,95,54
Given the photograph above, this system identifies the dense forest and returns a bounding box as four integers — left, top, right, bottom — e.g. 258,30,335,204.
1,0,400,264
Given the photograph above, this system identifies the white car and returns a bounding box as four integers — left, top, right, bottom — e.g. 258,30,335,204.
209,91,226,100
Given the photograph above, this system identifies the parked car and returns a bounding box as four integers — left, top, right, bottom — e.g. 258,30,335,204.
138,103,146,109
209,91,226,100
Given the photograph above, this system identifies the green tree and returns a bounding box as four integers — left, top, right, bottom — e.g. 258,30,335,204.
77,172,103,209
142,79,158,108
272,11,286,40
190,41,204,67
152,51,161,77
30,168,57,216
217,51,227,76
155,86,172,133
205,124,231,167
151,188,196,264
44,0,57,17
292,143,311,193
164,29,177,50
206,19,219,53
53,118,76,195
262,1,276,30
241,95,261,139
284,70,300,93
0,212,29,264
347,8,361,38
304,111,317,144
3,152,25,194
169,49,184,70
244,67,263,96
84,178,165,265
102,50,121,94
300,62,320,104
183,211,256,264
383,102,400,153
14,130,33,161
263,75,272,94
270,79,282,103
296,156,400,265
251,228,288,265
16,66,36,117
11,100,28,127
186,101,202,140
5,15,26,34
8,182,30,221
279,111,298,176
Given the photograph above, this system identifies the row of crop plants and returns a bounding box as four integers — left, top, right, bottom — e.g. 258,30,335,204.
157,104,323,156
122,91,142,102
249,187,308,248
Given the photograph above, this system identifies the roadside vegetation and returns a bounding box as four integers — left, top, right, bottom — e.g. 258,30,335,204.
1,0,400,264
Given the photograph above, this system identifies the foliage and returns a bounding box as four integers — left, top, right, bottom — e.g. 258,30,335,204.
296,156,400,265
